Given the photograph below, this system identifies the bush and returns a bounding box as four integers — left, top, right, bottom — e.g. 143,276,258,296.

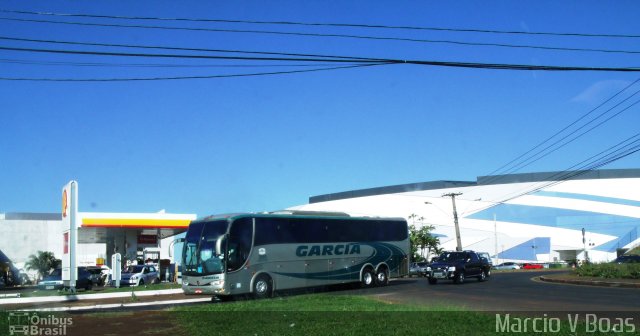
575,262,640,279
548,263,567,269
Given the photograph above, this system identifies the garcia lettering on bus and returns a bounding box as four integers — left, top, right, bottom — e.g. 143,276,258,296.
296,244,361,257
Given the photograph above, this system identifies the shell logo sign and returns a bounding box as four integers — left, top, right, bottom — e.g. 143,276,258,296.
62,189,68,218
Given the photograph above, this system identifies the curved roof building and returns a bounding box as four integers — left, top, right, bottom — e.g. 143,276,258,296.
290,169,640,263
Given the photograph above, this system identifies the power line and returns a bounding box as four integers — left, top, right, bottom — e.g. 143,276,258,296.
500,137,640,203
483,78,640,179
0,35,378,61
1,45,640,73
2,16,640,55
0,57,348,68
479,82,640,186
4,9,640,39
3,35,639,74
460,90,640,214
497,97,640,175
475,134,640,214
0,45,385,63
464,133,640,216
0,63,389,82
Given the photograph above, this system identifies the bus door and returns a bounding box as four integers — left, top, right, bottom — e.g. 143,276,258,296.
226,218,253,293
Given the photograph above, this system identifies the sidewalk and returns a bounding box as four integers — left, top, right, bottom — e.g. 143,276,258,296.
0,288,210,311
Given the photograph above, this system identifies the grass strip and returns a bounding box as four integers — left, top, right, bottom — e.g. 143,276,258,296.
171,294,634,335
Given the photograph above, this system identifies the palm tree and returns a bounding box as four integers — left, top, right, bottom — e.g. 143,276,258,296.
25,251,58,282
408,214,442,261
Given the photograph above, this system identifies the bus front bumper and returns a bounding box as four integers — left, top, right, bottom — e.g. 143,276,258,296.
182,276,226,295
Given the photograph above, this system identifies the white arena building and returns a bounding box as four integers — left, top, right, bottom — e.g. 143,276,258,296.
2,169,639,272
290,169,640,264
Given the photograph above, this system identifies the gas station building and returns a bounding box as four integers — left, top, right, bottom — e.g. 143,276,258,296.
0,182,195,279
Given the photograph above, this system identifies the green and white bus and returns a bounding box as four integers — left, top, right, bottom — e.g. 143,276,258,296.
181,212,409,298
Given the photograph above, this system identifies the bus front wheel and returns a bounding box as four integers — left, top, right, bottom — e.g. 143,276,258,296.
361,268,375,288
253,274,273,299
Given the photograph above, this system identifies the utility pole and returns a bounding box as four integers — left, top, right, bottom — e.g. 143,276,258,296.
494,214,498,265
443,192,463,251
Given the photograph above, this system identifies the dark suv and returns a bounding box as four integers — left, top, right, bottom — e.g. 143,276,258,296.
426,251,491,285
37,267,94,290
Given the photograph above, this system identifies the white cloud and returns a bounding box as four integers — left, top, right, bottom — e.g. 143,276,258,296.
571,80,632,105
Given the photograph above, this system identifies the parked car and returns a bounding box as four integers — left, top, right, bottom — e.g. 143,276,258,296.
477,252,493,267
37,267,94,290
409,262,429,277
613,255,640,264
522,263,544,269
85,266,110,286
115,265,159,286
493,262,521,270
426,251,491,284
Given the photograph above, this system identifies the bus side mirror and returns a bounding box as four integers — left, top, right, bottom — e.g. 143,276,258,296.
215,235,226,256
168,238,185,258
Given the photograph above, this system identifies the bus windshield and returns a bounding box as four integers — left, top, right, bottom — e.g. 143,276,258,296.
182,220,229,276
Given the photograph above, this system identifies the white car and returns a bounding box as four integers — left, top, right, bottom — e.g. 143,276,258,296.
409,262,429,277
493,262,521,270
116,265,159,286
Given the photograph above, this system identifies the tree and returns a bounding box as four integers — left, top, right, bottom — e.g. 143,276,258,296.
408,214,442,262
25,251,58,282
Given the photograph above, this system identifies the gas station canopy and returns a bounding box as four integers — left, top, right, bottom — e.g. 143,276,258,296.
79,212,196,243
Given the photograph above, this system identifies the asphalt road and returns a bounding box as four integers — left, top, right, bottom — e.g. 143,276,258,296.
340,270,640,312
4,270,638,313
6,271,636,336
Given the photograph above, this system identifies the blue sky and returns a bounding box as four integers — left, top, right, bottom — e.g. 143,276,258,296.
1,1,639,217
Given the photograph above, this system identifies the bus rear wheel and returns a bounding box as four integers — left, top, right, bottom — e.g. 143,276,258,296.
375,268,389,286
253,274,273,299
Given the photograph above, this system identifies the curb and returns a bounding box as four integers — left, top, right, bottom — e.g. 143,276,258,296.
14,297,211,312
0,288,184,305
539,276,640,288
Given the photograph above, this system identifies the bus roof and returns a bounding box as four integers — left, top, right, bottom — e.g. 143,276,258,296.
197,211,406,222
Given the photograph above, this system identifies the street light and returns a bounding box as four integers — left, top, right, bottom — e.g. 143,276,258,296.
582,228,587,263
